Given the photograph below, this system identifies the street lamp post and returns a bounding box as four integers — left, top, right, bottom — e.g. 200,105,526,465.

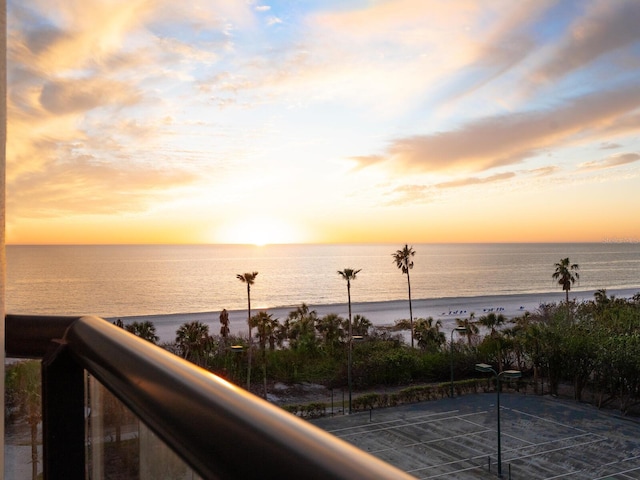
475,363,522,479
230,345,244,383
450,326,468,398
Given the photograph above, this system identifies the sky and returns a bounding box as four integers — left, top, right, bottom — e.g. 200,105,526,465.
6,0,640,245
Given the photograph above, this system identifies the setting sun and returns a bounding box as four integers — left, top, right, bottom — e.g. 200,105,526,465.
213,217,304,246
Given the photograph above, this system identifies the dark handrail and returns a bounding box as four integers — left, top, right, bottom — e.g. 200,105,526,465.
6,314,416,479
6,314,78,358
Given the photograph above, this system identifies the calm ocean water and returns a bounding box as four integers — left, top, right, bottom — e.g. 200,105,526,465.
6,243,640,318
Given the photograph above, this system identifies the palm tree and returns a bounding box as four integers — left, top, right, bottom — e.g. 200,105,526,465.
455,314,479,345
594,288,609,306
286,303,319,352
175,321,211,366
477,313,507,372
125,321,159,344
351,314,372,337
316,313,345,350
414,317,445,352
237,271,258,391
393,244,416,348
338,268,361,414
478,312,506,336
552,257,580,304
250,311,278,398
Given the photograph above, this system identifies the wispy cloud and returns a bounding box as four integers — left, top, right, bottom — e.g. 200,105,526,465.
527,166,559,177
436,172,516,189
579,152,640,172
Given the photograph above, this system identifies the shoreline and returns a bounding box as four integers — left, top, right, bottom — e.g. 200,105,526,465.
114,287,639,344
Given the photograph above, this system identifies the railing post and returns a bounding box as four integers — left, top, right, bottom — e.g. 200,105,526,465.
42,341,85,479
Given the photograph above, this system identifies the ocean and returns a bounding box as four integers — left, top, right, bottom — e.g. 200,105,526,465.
6,243,640,320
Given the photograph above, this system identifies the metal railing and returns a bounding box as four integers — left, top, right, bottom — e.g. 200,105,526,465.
6,314,415,479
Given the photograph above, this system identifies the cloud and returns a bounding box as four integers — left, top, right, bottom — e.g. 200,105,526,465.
533,1,640,82
435,172,516,189
354,84,640,174
266,16,282,26
350,155,386,170
579,152,640,172
8,154,199,218
40,78,141,115
527,166,559,177
383,184,433,207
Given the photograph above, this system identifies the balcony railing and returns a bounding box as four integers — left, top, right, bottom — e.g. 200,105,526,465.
6,314,415,479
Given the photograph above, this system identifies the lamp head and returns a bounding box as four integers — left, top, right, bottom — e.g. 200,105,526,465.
475,363,493,373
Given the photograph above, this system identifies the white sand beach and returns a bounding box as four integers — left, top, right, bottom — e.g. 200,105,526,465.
116,288,639,344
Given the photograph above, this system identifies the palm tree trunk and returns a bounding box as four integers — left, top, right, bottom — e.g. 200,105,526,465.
247,284,252,391
347,281,353,414
407,270,413,348
262,346,267,399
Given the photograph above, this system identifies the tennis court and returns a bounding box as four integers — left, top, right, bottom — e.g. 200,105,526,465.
311,393,640,479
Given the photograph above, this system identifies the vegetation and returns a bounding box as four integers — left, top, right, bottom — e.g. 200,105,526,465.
125,320,159,344
152,290,640,418
6,360,41,480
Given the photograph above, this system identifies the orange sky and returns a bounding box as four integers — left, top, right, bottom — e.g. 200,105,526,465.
6,0,640,245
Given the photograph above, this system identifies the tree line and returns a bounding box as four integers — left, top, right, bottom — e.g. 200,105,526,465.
109,255,640,415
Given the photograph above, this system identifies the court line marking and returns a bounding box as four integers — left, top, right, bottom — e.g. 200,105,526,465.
365,428,494,454
404,432,606,476
331,411,485,439
323,409,461,434
509,407,590,434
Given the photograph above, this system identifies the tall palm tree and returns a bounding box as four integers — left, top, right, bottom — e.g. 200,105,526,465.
237,271,258,391
338,268,361,414
392,244,416,348
552,258,580,304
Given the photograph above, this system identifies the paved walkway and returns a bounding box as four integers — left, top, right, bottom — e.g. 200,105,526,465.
310,393,640,479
